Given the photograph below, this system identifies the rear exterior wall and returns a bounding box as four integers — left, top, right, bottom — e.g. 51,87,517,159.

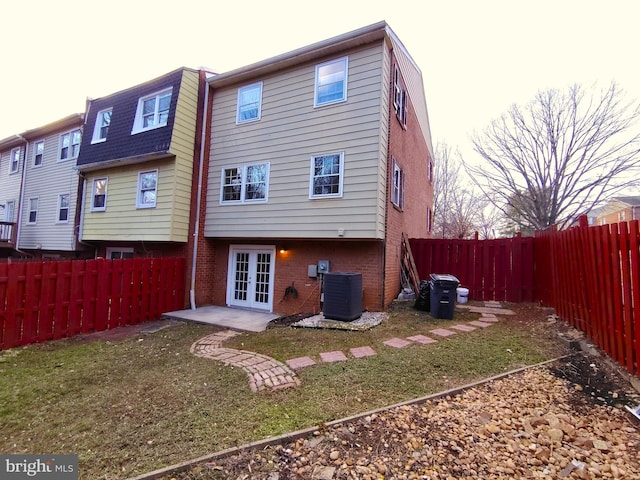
207,239,384,315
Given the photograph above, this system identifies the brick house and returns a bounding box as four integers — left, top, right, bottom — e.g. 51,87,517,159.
597,196,640,225
192,22,434,315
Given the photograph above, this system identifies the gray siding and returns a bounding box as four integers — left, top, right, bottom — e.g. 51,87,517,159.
0,147,24,221
205,43,388,239
18,128,81,250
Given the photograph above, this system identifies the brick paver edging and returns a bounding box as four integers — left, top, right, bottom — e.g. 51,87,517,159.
190,331,300,392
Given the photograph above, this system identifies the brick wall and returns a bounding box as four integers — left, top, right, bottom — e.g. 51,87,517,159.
384,54,434,306
207,239,384,315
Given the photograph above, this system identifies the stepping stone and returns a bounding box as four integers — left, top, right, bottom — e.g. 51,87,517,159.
480,316,499,323
484,301,502,308
319,350,348,362
469,320,493,328
429,328,456,337
383,337,412,348
450,324,476,332
286,356,316,369
350,346,376,358
406,335,437,345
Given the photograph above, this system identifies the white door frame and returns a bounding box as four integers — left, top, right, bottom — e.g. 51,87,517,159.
226,245,276,312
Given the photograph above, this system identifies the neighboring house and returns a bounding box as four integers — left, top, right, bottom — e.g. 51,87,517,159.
1,114,89,258
0,135,25,254
196,22,435,314
596,196,640,226
75,67,210,262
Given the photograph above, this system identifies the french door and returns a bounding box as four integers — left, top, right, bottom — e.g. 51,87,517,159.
226,246,275,311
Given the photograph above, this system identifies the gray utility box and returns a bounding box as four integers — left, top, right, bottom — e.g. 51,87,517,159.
323,272,363,321
429,274,459,320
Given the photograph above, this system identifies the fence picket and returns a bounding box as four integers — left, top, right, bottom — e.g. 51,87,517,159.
0,257,186,351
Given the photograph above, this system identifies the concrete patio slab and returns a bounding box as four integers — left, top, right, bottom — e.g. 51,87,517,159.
286,356,317,370
164,305,280,332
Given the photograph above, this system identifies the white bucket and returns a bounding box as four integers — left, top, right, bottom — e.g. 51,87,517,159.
457,287,469,304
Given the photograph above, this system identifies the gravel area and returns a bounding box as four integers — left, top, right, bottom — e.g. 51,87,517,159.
291,311,388,331
171,355,640,479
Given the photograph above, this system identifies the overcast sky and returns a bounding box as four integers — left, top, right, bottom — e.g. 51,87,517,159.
2,0,639,162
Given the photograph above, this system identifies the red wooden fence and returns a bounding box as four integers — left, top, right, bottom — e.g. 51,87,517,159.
535,220,639,376
410,236,535,302
0,257,186,351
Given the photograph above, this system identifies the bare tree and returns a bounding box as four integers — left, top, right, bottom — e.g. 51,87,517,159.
466,82,640,230
433,142,502,238
432,142,461,238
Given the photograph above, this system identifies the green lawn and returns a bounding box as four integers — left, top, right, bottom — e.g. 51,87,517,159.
0,301,566,479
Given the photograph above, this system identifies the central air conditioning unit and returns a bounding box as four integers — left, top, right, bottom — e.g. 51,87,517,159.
323,272,363,321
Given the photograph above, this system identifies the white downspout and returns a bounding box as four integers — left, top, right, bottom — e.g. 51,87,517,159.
190,80,210,310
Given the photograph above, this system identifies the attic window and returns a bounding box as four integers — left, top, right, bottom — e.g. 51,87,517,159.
314,57,348,107
236,82,263,124
131,88,172,134
92,108,112,143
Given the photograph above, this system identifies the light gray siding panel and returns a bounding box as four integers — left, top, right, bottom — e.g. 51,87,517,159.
206,43,388,240
0,147,24,221
18,129,81,250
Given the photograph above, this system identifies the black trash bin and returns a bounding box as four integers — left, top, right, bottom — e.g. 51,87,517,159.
414,280,431,311
429,274,460,319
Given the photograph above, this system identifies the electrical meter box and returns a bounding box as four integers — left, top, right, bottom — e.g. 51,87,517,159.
317,260,330,274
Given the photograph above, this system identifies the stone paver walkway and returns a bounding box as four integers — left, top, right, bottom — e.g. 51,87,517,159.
191,301,511,392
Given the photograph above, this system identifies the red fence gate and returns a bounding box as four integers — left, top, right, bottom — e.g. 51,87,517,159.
0,257,186,351
410,236,534,302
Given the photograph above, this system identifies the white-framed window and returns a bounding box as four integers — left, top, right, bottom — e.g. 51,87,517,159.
92,108,112,143
106,247,134,259
137,170,158,208
131,88,172,134
393,65,408,127
220,163,270,204
91,178,108,212
33,140,44,167
314,57,348,107
236,82,263,124
60,129,81,160
3,200,16,223
619,210,627,221
57,194,70,223
427,208,433,233
391,157,404,209
309,152,344,198
10,147,20,174
28,197,38,224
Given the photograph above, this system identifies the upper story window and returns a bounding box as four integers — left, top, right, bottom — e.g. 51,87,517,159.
220,163,269,204
236,82,263,124
427,208,433,233
309,152,344,198
92,108,112,143
428,158,433,183
28,197,38,224
393,66,408,127
132,88,172,134
137,170,158,208
314,57,348,107
60,129,81,160
33,141,44,167
10,147,20,174
57,194,70,223
391,158,405,209
91,178,108,212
